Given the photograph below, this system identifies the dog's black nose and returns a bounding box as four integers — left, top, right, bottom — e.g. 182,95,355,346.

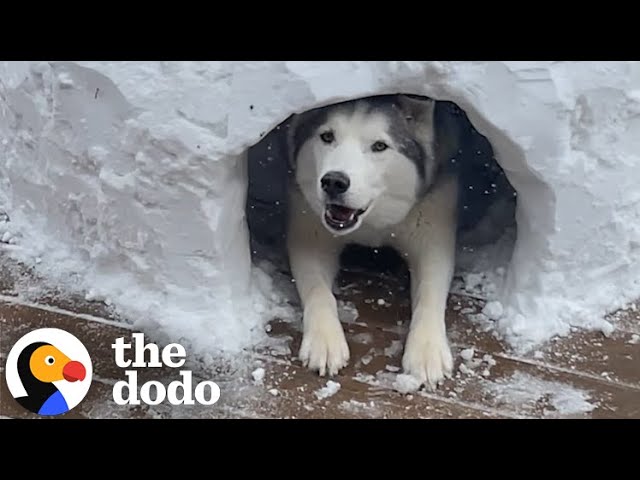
321,171,350,197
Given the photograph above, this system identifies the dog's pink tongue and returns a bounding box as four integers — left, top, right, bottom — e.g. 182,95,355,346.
330,205,355,221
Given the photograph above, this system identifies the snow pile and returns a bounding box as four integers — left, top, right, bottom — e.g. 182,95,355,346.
1,61,639,359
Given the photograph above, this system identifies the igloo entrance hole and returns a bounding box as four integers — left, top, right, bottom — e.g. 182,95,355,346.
245,95,519,309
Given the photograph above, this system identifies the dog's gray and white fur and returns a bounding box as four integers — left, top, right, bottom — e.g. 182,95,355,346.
285,94,468,389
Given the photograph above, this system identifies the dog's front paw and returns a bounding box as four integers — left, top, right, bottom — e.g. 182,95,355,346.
299,314,349,377
402,329,453,390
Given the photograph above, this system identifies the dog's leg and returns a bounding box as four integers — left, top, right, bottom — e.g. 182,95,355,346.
393,174,458,389
287,197,349,376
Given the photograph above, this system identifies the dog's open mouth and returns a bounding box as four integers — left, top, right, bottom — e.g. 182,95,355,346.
324,204,367,231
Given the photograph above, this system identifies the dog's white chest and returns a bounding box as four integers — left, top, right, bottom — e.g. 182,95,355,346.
340,224,395,248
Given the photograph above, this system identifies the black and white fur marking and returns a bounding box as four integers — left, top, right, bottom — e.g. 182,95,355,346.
286,94,468,389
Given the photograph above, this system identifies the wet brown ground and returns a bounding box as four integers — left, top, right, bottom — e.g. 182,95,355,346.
1,251,639,419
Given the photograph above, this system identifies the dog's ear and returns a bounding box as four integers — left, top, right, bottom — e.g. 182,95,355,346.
284,104,331,173
396,94,436,140
284,113,301,172
433,100,468,166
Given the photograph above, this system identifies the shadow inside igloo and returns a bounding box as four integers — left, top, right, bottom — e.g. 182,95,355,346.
245,96,518,307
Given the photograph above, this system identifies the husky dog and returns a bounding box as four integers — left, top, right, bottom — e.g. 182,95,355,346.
285,94,478,389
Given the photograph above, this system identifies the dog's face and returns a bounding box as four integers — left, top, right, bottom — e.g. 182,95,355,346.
289,95,439,236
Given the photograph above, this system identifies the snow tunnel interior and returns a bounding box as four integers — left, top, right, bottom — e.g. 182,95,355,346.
245,95,519,306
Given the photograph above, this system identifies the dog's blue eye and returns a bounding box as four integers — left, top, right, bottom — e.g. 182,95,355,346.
320,131,334,143
372,141,388,152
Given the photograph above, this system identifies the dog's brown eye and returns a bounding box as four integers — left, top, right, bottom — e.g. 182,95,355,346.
372,141,388,152
320,131,334,144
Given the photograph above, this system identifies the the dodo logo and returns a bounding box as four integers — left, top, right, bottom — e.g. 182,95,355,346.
5,328,93,416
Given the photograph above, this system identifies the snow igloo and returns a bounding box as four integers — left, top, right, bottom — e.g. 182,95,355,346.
1,61,639,360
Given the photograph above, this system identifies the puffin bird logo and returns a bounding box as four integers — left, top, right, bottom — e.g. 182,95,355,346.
5,328,93,417
16,342,87,415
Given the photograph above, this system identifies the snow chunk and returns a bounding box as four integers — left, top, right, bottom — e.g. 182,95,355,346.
600,321,614,338
460,348,475,362
384,340,403,357
315,380,341,400
352,332,373,345
251,367,265,385
482,354,495,365
392,374,422,394
463,273,484,292
482,301,504,320
361,354,373,366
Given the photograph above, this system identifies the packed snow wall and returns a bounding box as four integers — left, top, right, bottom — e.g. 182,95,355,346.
1,61,639,356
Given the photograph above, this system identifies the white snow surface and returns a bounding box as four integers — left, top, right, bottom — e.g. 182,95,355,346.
1,61,640,360
485,371,597,417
